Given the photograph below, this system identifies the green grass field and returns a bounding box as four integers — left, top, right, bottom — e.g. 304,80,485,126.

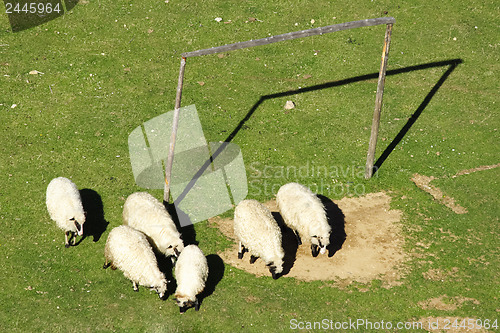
0,0,498,332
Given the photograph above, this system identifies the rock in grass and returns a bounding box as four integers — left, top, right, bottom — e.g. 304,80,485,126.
284,101,295,110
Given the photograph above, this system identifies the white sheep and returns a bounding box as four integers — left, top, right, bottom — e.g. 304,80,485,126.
276,182,331,257
234,199,284,279
174,244,209,313
123,192,184,259
103,225,168,299
46,177,86,248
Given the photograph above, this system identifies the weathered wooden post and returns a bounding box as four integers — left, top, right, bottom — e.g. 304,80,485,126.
164,57,186,203
365,23,393,179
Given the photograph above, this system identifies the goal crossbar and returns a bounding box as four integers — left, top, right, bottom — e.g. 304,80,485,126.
182,17,395,58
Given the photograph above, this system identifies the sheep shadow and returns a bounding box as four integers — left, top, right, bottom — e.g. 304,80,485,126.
198,254,225,309
76,189,108,245
317,195,346,258
155,252,177,299
272,211,299,276
164,202,198,246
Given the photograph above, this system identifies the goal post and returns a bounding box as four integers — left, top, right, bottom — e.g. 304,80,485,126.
164,17,395,202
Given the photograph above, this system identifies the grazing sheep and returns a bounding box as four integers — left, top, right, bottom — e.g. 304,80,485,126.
103,225,168,299
276,182,331,257
123,192,184,259
46,177,86,248
234,199,284,279
174,244,209,313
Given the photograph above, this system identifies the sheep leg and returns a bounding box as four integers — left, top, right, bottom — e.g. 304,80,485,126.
132,281,139,292
103,261,111,269
294,231,302,245
194,299,200,311
249,255,258,264
64,231,71,248
311,244,320,257
237,242,245,259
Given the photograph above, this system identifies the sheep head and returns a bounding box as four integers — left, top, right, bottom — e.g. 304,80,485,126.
267,261,283,280
156,280,169,300
311,234,330,255
70,217,84,236
174,294,198,313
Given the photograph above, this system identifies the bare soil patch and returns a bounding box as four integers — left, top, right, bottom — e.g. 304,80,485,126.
411,163,500,214
422,267,460,281
411,174,468,214
418,295,480,311
209,192,406,285
452,163,500,178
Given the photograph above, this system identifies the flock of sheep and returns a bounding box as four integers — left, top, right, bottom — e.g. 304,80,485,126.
46,177,332,312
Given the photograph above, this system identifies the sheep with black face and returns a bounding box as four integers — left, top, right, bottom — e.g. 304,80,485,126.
174,245,209,313
276,182,331,257
103,225,169,299
46,177,86,247
123,192,184,260
234,199,284,279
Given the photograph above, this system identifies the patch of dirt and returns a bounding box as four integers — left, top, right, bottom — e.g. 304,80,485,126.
411,174,468,214
418,295,480,311
452,163,500,178
210,192,406,286
422,267,460,281
417,317,491,332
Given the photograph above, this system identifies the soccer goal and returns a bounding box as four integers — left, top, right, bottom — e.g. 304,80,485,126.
164,17,395,202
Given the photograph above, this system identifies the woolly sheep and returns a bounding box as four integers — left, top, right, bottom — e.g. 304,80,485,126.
46,177,86,248
174,244,209,313
123,192,184,259
234,199,284,279
276,182,331,257
103,225,168,299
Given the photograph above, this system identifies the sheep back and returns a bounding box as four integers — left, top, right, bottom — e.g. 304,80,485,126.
276,182,331,247
123,192,184,257
174,244,208,307
104,225,167,296
46,177,85,235
234,199,284,274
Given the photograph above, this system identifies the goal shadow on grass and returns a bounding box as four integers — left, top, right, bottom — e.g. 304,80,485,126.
223,58,463,176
